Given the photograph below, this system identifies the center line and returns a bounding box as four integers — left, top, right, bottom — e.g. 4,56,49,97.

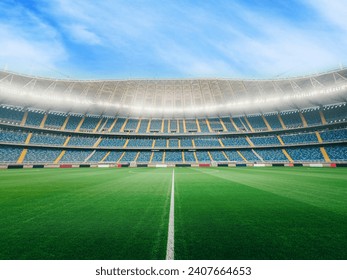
166,169,175,260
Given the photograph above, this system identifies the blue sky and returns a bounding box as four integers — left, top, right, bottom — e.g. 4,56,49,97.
0,0,346,79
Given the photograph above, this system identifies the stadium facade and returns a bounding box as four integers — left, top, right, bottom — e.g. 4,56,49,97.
0,69,346,168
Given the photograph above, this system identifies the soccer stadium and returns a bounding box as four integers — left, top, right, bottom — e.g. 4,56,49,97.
0,1,347,262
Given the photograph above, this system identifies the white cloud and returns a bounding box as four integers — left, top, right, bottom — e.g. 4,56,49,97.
304,0,347,33
0,2,68,76
67,24,102,45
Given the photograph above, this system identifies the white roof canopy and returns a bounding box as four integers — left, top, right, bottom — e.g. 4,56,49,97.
0,69,346,118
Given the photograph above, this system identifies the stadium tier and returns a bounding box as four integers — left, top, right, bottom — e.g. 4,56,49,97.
0,69,347,166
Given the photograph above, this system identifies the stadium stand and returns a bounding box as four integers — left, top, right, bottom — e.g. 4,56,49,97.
0,146,23,162
111,118,126,132
325,145,347,161
30,132,66,146
65,115,83,131
87,150,108,162
320,128,347,142
60,150,92,163
152,151,164,162
323,103,347,123
280,111,303,128
137,151,152,162
165,151,182,162
221,137,249,147
24,148,61,163
0,128,28,143
302,108,322,126
264,113,282,130
281,132,318,144
44,113,67,129
25,111,45,127
286,147,324,162
249,136,281,146
0,106,24,124
80,116,100,131
247,115,267,131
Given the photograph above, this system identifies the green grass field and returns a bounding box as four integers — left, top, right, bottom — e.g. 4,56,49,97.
0,167,346,260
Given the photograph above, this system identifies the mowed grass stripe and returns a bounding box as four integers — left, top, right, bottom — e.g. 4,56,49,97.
175,168,347,260
0,168,172,260
196,167,347,215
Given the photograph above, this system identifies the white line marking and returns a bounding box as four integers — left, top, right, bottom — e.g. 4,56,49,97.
166,169,175,260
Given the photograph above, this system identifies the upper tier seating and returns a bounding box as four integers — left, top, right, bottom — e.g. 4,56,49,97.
209,118,224,132
280,111,303,128
65,115,83,131
264,113,282,130
163,120,168,133
179,120,184,133
185,119,197,132
302,109,322,126
247,115,267,131
44,113,66,128
220,117,236,132
233,117,248,131
198,119,210,132
169,119,178,132
150,119,162,132
138,119,149,133
0,106,24,124
80,116,100,131
124,119,139,132
100,117,116,132
323,103,347,123
111,118,126,132
25,111,45,127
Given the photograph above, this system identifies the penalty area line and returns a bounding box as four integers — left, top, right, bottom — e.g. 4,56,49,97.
166,169,175,260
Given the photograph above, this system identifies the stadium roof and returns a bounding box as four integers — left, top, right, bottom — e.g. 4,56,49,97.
0,69,347,118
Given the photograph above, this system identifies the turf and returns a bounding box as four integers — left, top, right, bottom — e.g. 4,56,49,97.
0,167,346,260
175,167,347,260
0,168,171,260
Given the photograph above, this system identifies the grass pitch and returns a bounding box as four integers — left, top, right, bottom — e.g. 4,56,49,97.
0,167,346,260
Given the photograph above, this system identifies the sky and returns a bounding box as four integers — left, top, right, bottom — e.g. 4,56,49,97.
0,0,346,79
